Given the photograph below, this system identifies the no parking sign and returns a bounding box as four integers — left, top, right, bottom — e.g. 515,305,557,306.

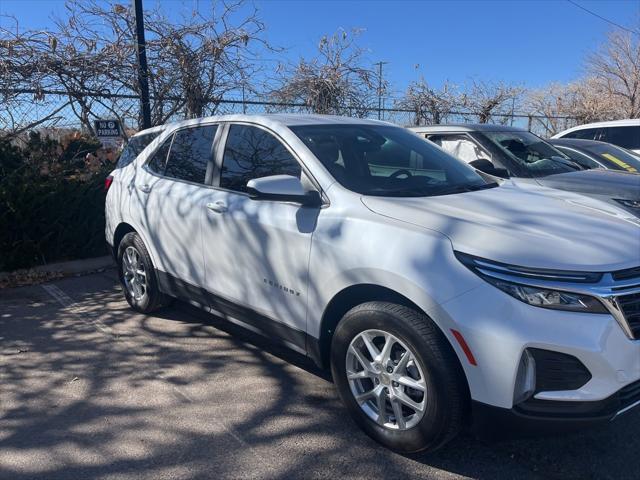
94,119,122,148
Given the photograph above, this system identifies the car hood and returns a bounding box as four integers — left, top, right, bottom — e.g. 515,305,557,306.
536,169,640,201
361,183,640,272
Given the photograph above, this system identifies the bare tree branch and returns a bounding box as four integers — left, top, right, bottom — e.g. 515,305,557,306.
395,79,459,125
271,29,382,116
586,29,640,118
461,79,523,124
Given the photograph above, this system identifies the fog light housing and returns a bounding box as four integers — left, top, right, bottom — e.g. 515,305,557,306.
513,349,536,405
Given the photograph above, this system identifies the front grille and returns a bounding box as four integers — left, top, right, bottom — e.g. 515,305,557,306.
613,266,640,281
617,292,640,339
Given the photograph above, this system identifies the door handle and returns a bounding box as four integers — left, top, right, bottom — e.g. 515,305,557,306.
206,201,228,213
137,184,151,193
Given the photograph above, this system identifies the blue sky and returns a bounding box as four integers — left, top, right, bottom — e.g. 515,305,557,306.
2,0,638,97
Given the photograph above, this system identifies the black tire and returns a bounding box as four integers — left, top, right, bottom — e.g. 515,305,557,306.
117,232,171,313
330,301,468,453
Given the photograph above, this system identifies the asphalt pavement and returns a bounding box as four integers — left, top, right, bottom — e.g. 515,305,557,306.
1,269,638,480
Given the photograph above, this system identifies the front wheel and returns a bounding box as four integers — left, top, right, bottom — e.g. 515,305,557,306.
330,302,468,453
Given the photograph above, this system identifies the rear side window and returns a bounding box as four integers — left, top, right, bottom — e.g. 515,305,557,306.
562,128,600,140
116,131,160,168
601,126,640,150
146,136,172,174
163,125,217,184
220,125,301,193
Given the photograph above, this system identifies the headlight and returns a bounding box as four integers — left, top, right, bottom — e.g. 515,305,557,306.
456,252,607,313
482,277,607,313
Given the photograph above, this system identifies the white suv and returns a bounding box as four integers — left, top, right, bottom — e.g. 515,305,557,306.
552,119,640,155
106,115,640,452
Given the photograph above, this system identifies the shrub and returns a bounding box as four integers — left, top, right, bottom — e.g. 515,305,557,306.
0,132,112,271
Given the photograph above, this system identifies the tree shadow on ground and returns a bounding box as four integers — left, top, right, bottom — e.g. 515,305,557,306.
1,275,638,480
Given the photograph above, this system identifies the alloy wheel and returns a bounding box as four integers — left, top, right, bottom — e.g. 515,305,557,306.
122,246,147,301
345,329,427,430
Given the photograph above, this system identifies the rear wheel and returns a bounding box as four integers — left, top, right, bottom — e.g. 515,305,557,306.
331,301,467,453
117,232,171,313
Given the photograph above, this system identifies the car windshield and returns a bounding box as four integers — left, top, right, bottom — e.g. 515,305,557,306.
483,131,579,177
589,144,640,173
291,124,495,197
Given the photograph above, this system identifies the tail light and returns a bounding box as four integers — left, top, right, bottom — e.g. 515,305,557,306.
104,175,114,192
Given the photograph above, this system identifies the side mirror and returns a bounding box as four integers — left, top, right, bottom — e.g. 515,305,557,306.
469,158,510,178
246,175,321,207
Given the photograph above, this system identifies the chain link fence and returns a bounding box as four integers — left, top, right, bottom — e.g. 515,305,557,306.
1,89,578,141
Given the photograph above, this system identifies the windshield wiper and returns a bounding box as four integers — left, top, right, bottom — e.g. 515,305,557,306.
421,182,498,196
543,156,583,170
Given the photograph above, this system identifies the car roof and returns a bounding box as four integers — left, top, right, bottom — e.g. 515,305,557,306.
133,114,391,137
131,124,168,137
409,123,527,134
551,119,640,138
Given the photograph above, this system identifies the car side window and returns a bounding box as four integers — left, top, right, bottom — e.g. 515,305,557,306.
601,126,640,150
117,131,160,169
164,125,217,184
427,134,492,164
220,125,301,193
562,128,600,140
146,135,173,175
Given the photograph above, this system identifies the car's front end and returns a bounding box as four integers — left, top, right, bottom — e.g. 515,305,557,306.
441,253,640,434
295,119,640,448
358,177,640,436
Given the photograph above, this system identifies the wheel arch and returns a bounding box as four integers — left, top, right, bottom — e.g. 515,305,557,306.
113,222,137,258
314,283,469,389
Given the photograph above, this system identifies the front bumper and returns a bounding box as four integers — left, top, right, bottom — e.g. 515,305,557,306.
472,377,640,437
439,282,640,410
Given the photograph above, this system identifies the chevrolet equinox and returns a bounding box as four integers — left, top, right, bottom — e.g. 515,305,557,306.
106,115,640,452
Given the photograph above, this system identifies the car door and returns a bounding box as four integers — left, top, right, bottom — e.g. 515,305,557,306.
200,123,317,351
133,124,218,290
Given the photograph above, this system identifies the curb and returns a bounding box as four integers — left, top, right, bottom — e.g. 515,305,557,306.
0,256,115,280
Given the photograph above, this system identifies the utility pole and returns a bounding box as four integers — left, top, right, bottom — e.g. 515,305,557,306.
133,0,151,129
375,61,388,120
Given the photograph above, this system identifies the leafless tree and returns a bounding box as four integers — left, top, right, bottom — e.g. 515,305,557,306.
586,29,640,118
461,79,523,123
271,29,382,116
0,16,72,135
0,0,273,136
526,77,621,135
395,79,459,125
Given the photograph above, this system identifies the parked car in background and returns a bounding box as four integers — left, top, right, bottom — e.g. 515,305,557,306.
107,114,640,453
548,138,640,173
551,119,640,155
411,124,640,217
